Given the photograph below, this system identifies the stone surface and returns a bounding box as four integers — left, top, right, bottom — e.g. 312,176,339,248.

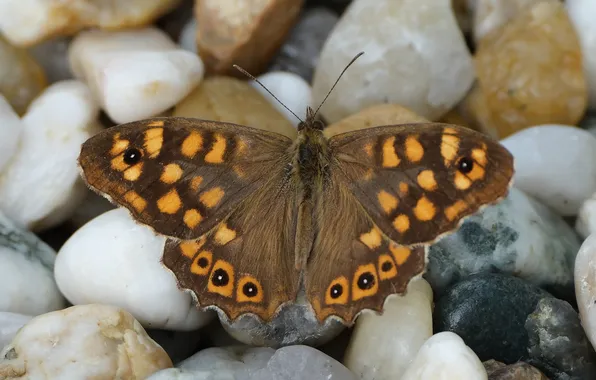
0,304,173,379
69,27,204,124
55,208,214,331
0,0,181,46
434,273,596,379
148,345,356,380
425,187,580,302
173,76,296,138
28,37,74,83
484,360,549,380
463,1,587,138
0,313,32,351
577,193,596,239
196,0,304,76
0,80,100,231
500,124,596,216
472,0,544,42
401,332,488,380
312,0,474,124
0,211,65,316
0,95,21,174
574,233,596,352
270,7,339,81
249,71,312,127
344,279,433,380
567,0,596,110
0,35,47,115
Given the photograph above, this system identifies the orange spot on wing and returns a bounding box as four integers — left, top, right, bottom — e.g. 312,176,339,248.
378,254,398,280
123,163,143,181
111,155,129,172
144,128,163,158
382,136,400,168
179,238,205,259
200,187,224,209
325,276,349,305
207,260,235,297
359,227,382,249
214,223,236,245
405,135,424,162
441,134,459,166
445,200,469,221
399,182,409,194
393,214,410,233
147,120,165,127
124,191,147,213
183,209,203,228
389,244,411,265
190,176,203,191
471,145,488,166
110,135,129,156
182,132,203,158
236,275,264,303
454,171,472,190
413,196,436,221
190,250,213,276
160,163,183,184
417,170,437,191
157,189,182,214
352,264,379,301
378,190,399,214
205,134,226,164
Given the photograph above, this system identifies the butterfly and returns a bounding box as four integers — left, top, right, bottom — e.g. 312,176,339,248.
77,102,514,325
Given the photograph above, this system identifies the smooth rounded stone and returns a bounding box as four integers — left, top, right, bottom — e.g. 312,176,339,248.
567,0,596,110
575,233,596,350
472,0,544,42
400,332,487,380
577,193,596,239
312,0,474,124
0,95,21,173
434,273,596,379
148,345,356,380
269,7,339,82
0,210,65,316
0,0,181,46
249,71,313,127
425,187,580,302
196,0,304,76
178,19,198,53
500,124,596,216
483,360,549,380
323,103,429,137
55,208,214,331
0,304,173,379
69,28,204,124
344,278,433,380
0,34,47,115
173,76,296,138
0,80,100,231
28,36,74,83
0,313,32,351
462,1,587,139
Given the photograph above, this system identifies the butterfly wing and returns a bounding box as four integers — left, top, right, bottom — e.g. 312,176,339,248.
162,169,301,322
304,169,426,323
327,123,514,246
78,117,293,240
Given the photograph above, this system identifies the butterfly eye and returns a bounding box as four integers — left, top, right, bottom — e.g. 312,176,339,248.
242,282,259,298
211,268,230,286
329,283,344,299
381,261,393,272
123,148,143,165
457,156,474,174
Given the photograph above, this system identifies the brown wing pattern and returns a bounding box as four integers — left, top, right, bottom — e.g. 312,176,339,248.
78,117,293,240
328,123,514,246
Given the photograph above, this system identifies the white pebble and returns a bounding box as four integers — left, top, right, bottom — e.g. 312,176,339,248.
0,95,21,173
344,278,434,379
312,0,474,123
401,332,487,380
0,304,172,379
0,312,31,350
69,28,204,124
250,71,313,128
574,233,596,351
0,80,100,231
179,19,198,53
500,124,596,216
567,0,596,110
577,193,596,239
28,36,74,83
55,208,214,331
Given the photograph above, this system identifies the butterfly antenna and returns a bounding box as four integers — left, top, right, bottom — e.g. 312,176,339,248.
312,51,364,118
233,64,304,123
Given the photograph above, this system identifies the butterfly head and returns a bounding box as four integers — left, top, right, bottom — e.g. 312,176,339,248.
297,107,325,132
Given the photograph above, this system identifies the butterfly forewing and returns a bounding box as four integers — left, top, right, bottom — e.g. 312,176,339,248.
328,123,514,246
78,117,293,240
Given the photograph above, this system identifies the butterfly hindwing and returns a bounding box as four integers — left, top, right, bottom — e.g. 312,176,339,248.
328,123,514,246
78,117,293,240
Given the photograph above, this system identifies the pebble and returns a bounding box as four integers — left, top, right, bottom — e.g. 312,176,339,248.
0,304,173,379
483,360,549,380
344,279,433,380
426,187,580,302
69,27,204,124
148,345,356,380
0,95,21,173
500,124,596,216
28,37,74,83
434,273,596,379
0,313,31,351
0,80,100,231
472,0,544,43
0,0,180,46
312,0,474,124
574,233,596,351
0,34,47,115
178,19,198,54
270,7,339,81
173,76,296,138
463,1,587,138
567,0,596,110
577,193,596,239
196,0,304,76
0,210,65,316
401,332,487,380
249,71,313,127
54,208,214,331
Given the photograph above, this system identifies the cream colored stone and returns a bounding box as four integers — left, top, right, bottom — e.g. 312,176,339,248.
575,233,596,351
0,0,181,46
473,0,546,42
567,0,596,110
312,0,474,124
0,304,172,379
174,76,296,138
0,95,21,173
344,278,434,380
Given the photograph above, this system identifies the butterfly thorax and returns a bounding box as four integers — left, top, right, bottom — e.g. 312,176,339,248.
291,126,331,200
